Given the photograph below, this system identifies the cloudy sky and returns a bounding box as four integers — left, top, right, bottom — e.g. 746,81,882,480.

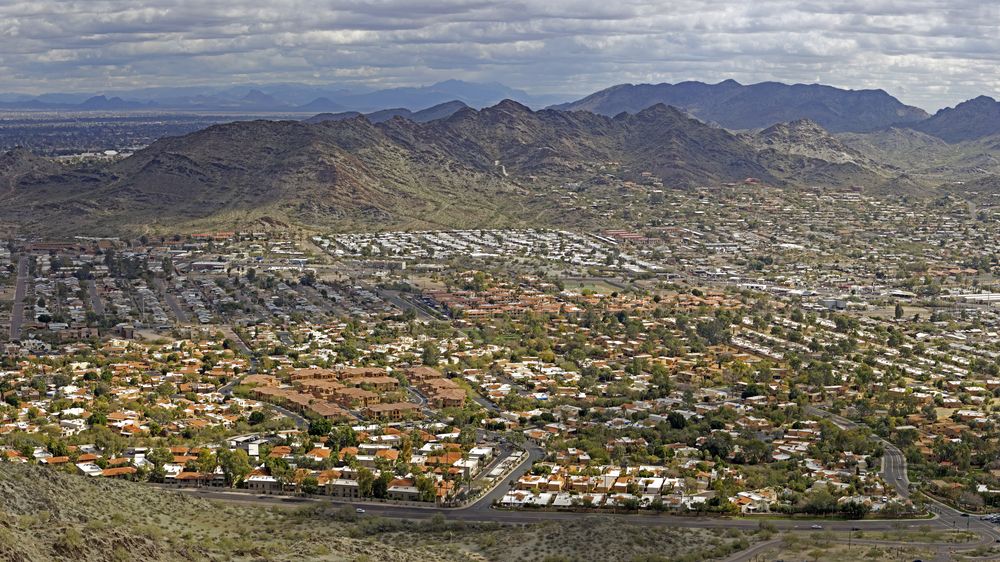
2,0,1000,110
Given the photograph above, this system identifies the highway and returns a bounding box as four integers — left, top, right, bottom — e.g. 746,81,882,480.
165,434,924,531
179,484,1000,562
8,255,27,341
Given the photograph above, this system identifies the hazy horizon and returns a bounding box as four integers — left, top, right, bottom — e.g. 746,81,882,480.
3,1,1000,111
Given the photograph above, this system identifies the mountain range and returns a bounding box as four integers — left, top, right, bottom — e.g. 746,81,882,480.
4,79,1000,236
0,80,562,113
551,80,930,133
303,101,471,124
908,96,1000,143
0,99,905,235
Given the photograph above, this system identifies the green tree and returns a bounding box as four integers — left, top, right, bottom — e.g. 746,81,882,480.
218,449,252,487
309,417,332,436
415,475,436,502
357,467,375,497
301,476,320,495
195,449,217,474
704,431,734,460
373,471,392,499
421,343,440,366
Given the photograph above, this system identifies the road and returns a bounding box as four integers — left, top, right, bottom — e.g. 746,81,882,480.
927,497,1000,542
154,278,188,323
463,444,544,513
469,392,499,413
806,406,1000,549
405,386,432,416
378,289,443,321
882,442,911,500
806,406,912,499
8,255,27,341
174,485,974,532
220,325,252,356
160,434,986,539
85,278,106,319
218,325,258,396
214,325,306,429
267,402,309,430
560,276,631,291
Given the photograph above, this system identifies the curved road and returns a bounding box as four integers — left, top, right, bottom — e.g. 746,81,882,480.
806,406,911,499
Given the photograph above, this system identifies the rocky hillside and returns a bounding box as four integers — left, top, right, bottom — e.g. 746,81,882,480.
0,462,472,562
747,120,875,165
551,80,929,133
0,463,764,562
839,125,1000,181
0,147,63,190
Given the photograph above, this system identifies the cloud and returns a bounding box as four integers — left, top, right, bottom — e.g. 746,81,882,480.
1,0,999,109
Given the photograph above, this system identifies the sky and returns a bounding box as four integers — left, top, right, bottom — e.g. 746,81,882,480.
2,0,1000,110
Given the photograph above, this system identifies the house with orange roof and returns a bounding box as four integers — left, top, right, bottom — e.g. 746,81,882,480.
305,447,332,462
375,449,400,462
101,466,138,479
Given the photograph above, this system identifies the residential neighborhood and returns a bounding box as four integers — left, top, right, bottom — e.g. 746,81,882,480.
3,185,1000,527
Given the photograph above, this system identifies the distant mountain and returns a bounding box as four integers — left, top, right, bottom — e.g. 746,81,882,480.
0,80,560,112
78,95,155,111
551,80,929,133
330,80,540,111
303,111,363,124
0,95,156,111
411,100,470,122
1,99,905,235
296,97,348,113
907,96,1000,143
240,89,286,109
304,101,469,125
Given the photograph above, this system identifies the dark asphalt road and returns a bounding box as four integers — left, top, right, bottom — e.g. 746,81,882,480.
87,279,105,316
8,255,27,341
